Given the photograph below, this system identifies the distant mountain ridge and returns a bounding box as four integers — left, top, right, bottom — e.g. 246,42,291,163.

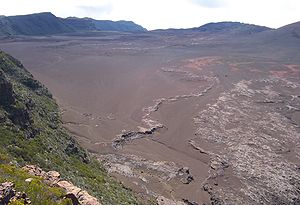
194,21,272,34
153,21,272,36
0,12,299,37
0,12,147,36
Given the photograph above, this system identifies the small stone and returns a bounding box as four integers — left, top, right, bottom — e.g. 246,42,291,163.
157,196,185,205
25,178,33,183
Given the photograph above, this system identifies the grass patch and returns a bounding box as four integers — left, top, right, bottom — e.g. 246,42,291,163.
0,163,72,205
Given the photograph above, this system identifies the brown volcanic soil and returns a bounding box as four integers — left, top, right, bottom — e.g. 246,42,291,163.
1,30,300,204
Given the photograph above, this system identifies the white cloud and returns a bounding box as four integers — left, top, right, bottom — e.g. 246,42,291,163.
190,0,227,8
0,0,299,30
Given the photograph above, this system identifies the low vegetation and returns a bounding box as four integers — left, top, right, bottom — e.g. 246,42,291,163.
0,154,72,205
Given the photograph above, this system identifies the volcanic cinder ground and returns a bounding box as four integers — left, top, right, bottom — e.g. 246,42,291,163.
1,29,300,204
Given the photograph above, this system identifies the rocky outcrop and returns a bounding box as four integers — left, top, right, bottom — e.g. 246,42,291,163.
178,167,194,184
182,199,199,205
202,184,223,205
100,154,191,182
0,182,31,205
0,70,15,106
188,140,211,155
23,165,101,205
23,165,60,185
99,154,198,204
0,53,39,138
112,125,163,149
57,181,101,205
157,197,198,205
0,112,5,123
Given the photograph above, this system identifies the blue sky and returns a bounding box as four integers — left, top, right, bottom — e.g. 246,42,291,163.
0,0,299,30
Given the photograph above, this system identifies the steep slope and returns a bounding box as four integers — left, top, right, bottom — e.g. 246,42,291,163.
60,17,96,31
0,51,141,205
256,21,300,43
278,21,300,36
0,16,15,36
245,21,300,57
63,17,147,32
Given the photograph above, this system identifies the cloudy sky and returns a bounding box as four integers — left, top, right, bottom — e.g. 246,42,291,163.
0,0,299,30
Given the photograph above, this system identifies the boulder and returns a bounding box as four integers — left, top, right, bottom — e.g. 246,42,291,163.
25,178,33,183
23,165,46,177
0,182,15,204
44,171,60,185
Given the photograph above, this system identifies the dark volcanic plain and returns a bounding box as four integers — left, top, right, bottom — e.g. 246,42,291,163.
1,23,300,204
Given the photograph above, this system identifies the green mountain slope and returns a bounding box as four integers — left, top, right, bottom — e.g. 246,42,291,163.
0,51,140,205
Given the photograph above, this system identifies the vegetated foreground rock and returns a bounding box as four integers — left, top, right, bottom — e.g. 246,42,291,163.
23,165,102,205
0,165,102,205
